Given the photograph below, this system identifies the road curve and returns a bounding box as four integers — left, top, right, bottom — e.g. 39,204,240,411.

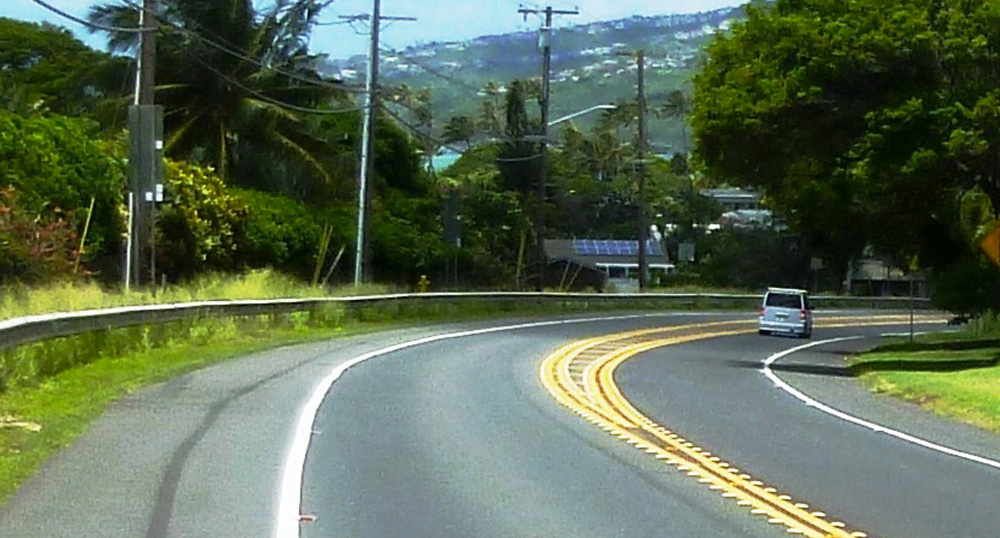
2,312,999,538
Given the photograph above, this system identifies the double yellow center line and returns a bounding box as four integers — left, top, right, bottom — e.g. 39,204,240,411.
540,315,946,538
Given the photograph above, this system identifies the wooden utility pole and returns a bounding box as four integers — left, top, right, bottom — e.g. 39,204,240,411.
637,50,649,292
517,5,578,290
138,0,156,107
128,0,161,289
346,3,415,285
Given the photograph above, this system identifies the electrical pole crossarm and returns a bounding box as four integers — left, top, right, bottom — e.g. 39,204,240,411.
517,7,581,15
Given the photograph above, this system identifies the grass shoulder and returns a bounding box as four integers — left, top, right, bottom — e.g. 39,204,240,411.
850,330,1000,434
0,272,765,506
0,317,408,505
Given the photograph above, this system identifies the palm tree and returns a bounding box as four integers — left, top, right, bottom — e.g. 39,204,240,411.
478,81,503,138
88,0,353,199
660,89,692,154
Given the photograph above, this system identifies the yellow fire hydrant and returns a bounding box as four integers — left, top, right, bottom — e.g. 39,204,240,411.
417,274,431,293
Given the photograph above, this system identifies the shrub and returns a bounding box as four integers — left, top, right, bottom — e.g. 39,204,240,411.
0,187,81,283
0,110,126,265
233,188,354,280
155,160,247,280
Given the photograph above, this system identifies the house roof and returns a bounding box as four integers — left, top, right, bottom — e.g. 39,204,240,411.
544,239,672,268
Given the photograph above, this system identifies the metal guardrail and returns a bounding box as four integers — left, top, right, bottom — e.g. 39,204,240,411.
0,292,932,352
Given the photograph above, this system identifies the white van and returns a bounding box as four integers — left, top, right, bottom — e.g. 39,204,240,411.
758,287,812,338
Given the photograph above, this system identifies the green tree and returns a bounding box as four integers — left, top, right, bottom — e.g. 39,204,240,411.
660,90,692,153
497,79,541,194
691,0,997,286
89,0,352,192
443,115,475,151
0,110,127,269
0,18,129,118
478,81,503,137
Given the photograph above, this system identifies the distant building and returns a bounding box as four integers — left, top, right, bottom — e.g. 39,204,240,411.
718,209,772,229
544,239,674,292
701,188,783,230
847,259,929,297
701,188,761,212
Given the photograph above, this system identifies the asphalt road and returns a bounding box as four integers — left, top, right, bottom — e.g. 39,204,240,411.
2,312,999,537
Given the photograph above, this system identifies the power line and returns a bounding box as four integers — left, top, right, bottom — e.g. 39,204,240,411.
30,0,149,33
116,0,365,94
190,55,359,115
379,101,471,155
380,42,485,96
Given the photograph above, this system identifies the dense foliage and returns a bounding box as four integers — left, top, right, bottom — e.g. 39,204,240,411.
0,110,127,268
89,0,354,191
156,160,248,279
0,187,81,284
0,18,129,119
693,0,1000,307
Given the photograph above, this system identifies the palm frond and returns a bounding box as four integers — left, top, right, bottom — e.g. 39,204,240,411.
273,131,332,185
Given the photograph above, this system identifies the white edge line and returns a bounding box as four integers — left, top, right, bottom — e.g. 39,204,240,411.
274,312,717,538
762,337,1000,471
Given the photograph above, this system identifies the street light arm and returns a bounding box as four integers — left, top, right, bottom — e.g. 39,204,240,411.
548,104,617,127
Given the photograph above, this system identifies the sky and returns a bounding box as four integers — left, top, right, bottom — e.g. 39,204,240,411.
2,0,745,60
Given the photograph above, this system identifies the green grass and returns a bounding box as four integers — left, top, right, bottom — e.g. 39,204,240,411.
0,310,394,504
852,336,1000,434
0,271,932,507
0,269,390,321
0,275,683,505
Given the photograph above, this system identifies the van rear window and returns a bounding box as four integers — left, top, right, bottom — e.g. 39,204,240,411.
765,293,802,309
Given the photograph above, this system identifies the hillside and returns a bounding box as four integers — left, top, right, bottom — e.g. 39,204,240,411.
320,6,744,152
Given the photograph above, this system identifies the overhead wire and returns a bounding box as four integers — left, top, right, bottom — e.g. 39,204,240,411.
115,0,366,94
380,42,486,96
378,103,467,155
188,55,359,115
30,0,149,32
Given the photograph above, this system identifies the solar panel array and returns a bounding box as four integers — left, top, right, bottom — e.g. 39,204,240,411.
572,239,663,257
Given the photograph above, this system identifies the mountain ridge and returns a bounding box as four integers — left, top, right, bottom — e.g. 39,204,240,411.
320,6,746,151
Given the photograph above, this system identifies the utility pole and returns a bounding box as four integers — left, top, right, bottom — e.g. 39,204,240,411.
128,0,162,289
345,3,415,285
138,0,156,107
636,50,649,292
518,5,578,290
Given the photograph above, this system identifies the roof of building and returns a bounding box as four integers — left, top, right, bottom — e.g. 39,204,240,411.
544,239,672,268
701,188,760,201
